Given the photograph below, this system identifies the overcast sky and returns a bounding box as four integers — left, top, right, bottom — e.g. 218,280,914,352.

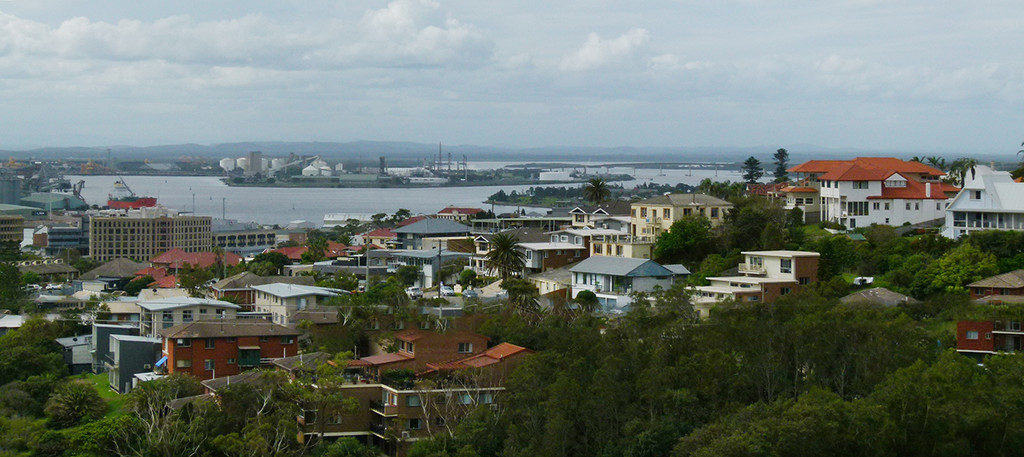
1,0,1022,154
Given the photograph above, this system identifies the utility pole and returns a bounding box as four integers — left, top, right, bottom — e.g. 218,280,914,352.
222,197,226,220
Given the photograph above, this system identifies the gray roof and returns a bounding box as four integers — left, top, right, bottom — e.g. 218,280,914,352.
81,258,150,280
569,200,633,216
201,371,265,392
211,272,315,291
528,263,576,285
55,334,92,347
635,193,733,207
138,296,239,312
968,270,1024,289
663,264,692,275
166,393,215,410
840,287,920,307
111,335,161,343
393,218,472,235
160,319,300,339
250,283,345,298
569,256,681,277
272,352,333,371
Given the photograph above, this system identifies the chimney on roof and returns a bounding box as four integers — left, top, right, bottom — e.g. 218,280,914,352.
926,182,931,198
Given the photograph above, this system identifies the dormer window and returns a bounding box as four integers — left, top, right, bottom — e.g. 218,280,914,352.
972,191,982,200
884,179,906,188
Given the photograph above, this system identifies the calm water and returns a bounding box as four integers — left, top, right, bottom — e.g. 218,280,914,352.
68,165,746,226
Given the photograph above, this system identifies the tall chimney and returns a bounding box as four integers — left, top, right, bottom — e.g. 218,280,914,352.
926,182,932,198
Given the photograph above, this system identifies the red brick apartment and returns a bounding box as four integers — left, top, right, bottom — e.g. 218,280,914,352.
956,320,1024,361
160,319,300,380
351,329,491,377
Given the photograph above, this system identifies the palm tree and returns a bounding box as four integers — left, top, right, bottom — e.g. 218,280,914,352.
584,178,611,205
484,233,526,280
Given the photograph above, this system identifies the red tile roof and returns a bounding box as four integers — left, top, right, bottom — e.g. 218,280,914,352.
438,207,484,215
148,275,178,288
424,343,533,372
364,228,397,238
789,157,945,179
151,249,242,270
135,266,168,279
746,182,788,196
868,180,960,200
781,186,817,193
270,243,347,261
396,215,429,227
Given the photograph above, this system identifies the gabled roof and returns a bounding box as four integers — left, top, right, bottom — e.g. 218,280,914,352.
364,227,397,238
569,256,681,277
790,157,945,178
968,269,1024,289
212,272,315,291
137,296,239,312
869,179,959,200
251,283,345,298
151,249,242,269
81,258,150,280
272,352,333,371
569,200,633,216
393,218,472,235
160,319,299,339
424,343,533,372
438,207,484,215
634,193,733,207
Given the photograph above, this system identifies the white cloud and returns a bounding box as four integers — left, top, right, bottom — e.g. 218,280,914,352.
560,28,649,72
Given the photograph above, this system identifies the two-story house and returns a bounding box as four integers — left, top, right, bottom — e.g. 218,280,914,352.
392,219,471,250
435,206,484,222
569,256,690,312
589,194,732,260
138,297,240,338
160,319,301,381
941,165,1024,238
251,283,345,327
692,250,820,317
566,200,632,230
210,272,315,305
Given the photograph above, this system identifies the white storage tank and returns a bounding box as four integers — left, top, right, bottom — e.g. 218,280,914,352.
335,163,345,173
236,157,249,170
219,158,236,171
271,158,286,170
539,171,572,182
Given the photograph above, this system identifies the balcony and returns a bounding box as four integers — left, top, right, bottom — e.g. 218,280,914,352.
369,400,398,417
738,263,767,275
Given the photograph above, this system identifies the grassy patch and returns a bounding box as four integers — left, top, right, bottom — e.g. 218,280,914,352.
76,372,126,417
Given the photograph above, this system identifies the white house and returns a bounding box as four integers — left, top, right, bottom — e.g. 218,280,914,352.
251,283,345,327
569,256,689,314
137,297,239,338
942,166,1024,238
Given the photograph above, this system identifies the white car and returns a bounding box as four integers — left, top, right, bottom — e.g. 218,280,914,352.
405,287,423,299
439,285,455,297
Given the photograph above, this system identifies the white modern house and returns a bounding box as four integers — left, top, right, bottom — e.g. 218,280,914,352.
569,257,689,313
942,166,1024,238
138,297,240,338
251,283,345,327
692,251,820,318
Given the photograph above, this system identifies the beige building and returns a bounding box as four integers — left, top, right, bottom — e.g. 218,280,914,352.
251,283,344,327
89,207,211,262
0,215,22,243
630,193,732,239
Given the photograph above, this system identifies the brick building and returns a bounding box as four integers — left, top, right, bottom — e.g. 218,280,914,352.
160,319,300,381
692,250,820,318
353,329,491,377
967,270,1024,300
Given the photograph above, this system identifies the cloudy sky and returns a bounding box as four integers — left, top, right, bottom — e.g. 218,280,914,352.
1,0,1022,154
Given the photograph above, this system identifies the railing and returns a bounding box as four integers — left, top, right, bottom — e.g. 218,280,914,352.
738,263,766,274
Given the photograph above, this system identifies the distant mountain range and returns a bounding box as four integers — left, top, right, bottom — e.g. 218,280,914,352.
0,140,1003,164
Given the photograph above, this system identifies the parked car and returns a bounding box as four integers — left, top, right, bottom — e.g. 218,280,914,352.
439,285,455,297
462,289,478,299
406,286,423,299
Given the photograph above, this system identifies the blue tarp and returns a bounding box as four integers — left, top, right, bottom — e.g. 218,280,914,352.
155,356,168,367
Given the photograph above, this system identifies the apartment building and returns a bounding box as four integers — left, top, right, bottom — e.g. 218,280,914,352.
251,283,344,327
137,296,240,338
160,319,300,381
89,206,212,262
352,329,490,376
0,215,22,243
785,158,958,229
212,219,277,256
692,250,819,318
941,166,1024,238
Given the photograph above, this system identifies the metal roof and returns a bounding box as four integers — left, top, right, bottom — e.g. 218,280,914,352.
569,256,680,277
250,283,346,298
137,296,240,312
393,218,472,235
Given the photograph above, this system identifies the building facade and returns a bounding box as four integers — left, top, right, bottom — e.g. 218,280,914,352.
138,297,240,338
160,320,300,381
89,206,212,262
692,250,819,318
941,166,1024,238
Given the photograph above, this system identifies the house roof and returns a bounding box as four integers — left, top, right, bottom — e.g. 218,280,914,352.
160,319,300,339
741,250,821,258
634,193,733,207
81,258,150,280
867,179,960,200
393,218,472,235
211,272,315,291
137,296,239,312
396,215,430,227
528,263,577,285
358,352,413,366
569,200,633,216
781,186,818,193
438,206,484,215
789,157,945,177
569,256,681,277
424,343,533,372
746,182,788,196
393,329,487,343
840,287,920,306
364,227,397,238
968,269,1024,289
200,371,265,392
251,283,345,298
271,352,333,371
148,275,178,289
151,249,242,269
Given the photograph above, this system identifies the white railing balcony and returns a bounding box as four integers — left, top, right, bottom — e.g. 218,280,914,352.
738,263,767,275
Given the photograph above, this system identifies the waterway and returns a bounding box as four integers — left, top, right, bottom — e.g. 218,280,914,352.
68,165,745,226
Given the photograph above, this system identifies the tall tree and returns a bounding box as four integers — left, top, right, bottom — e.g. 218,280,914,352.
584,178,611,205
772,148,789,183
484,233,526,280
741,156,764,184
653,216,713,265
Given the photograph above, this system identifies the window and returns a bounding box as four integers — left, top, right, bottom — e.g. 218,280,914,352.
204,359,214,371
906,202,912,210
259,336,268,342
574,250,581,258
872,202,880,210
683,208,692,216
799,277,810,285
406,343,414,353
329,414,342,425
616,245,623,256
884,179,906,188
972,190,982,200
480,392,494,404
550,235,558,242
303,410,317,424
177,338,191,347
459,393,473,404
407,418,423,430
458,342,473,353
846,201,869,216
986,332,992,340
884,202,890,210
574,236,582,245
182,310,193,322
915,203,920,210
227,358,236,364
853,181,869,189
663,209,670,218
281,336,295,344
176,359,192,368
780,287,792,295
965,330,979,340
406,395,421,407
780,259,792,274
711,208,719,218
640,208,647,217
205,339,214,349
560,235,568,242
747,296,759,302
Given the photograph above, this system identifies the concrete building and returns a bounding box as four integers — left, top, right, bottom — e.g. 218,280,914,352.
160,319,300,381
569,256,690,313
0,215,22,243
692,250,820,318
107,334,161,393
393,219,472,250
942,166,1024,238
91,324,139,373
89,206,212,262
138,297,240,338
251,283,345,327
212,219,276,256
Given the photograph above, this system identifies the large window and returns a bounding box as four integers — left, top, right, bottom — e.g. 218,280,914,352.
406,395,421,407
965,330,979,340
847,201,869,216
853,181,869,189
780,259,792,274
458,342,473,353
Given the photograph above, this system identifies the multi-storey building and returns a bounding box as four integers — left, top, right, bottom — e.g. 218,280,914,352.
137,296,240,338
160,319,300,381
89,206,212,262
352,329,491,376
251,283,344,327
0,215,22,243
692,250,819,317
941,166,1024,238
212,219,277,256
107,334,161,393
955,319,1024,361
586,194,731,260
785,157,958,229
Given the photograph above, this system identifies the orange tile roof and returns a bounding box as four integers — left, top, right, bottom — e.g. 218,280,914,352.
868,180,959,200
423,343,533,372
781,186,817,193
365,228,397,238
438,207,484,215
151,249,242,269
789,157,944,179
148,275,178,288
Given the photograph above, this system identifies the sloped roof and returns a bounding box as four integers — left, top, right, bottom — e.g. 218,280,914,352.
365,227,397,238
358,352,413,366
438,207,484,215
393,218,472,235
869,179,959,200
200,372,265,392
250,283,345,298
789,157,944,176
968,269,1024,289
570,200,633,216
212,272,315,291
780,186,818,193
634,193,733,207
840,287,920,306
138,296,239,312
396,215,429,227
148,275,178,288
272,352,333,371
569,256,680,277
81,258,150,280
151,249,242,269
424,343,533,372
160,319,299,339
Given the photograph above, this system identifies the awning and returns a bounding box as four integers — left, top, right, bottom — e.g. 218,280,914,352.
238,346,261,350
155,356,168,367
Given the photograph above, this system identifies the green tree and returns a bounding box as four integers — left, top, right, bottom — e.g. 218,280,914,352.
0,262,27,312
459,269,478,289
21,271,42,285
302,238,328,264
502,278,540,318
484,233,526,280
741,156,764,183
44,380,107,428
396,265,421,287
918,243,998,295
584,178,611,205
653,216,712,265
772,148,789,183
251,252,290,272
573,290,600,314
124,275,155,296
